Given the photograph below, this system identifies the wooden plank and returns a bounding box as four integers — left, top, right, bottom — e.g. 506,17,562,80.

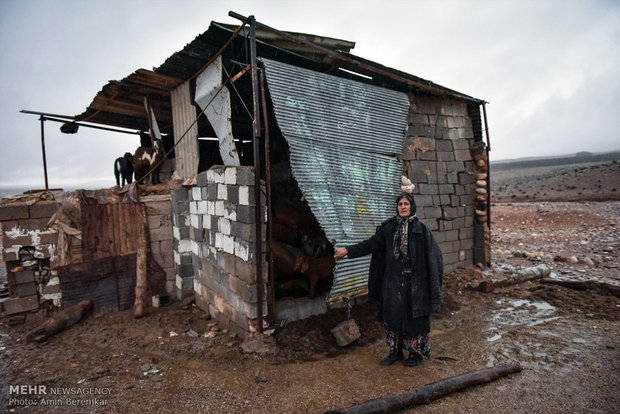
111,203,121,256
80,203,143,260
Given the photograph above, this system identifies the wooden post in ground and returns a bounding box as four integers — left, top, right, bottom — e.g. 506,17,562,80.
133,205,149,318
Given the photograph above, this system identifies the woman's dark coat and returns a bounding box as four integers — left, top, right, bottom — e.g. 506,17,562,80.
346,216,444,322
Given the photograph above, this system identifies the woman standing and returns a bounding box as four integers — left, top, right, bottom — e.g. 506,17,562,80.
334,193,443,367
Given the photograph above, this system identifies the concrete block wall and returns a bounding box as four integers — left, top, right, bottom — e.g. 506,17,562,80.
182,165,267,340
0,199,61,314
405,95,479,273
142,194,176,295
170,185,194,299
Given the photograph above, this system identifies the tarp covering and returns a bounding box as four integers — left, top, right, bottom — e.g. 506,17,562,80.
261,58,409,301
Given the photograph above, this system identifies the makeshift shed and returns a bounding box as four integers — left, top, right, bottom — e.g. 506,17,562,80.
14,12,491,339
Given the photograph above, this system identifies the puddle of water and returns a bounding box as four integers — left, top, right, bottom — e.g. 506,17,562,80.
490,298,558,331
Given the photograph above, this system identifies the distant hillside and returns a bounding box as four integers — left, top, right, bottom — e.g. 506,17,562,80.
491,150,620,171
491,160,620,202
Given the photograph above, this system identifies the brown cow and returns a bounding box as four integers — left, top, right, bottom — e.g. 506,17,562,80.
294,254,335,298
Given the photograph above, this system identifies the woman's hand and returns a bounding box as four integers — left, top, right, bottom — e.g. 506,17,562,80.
333,248,348,259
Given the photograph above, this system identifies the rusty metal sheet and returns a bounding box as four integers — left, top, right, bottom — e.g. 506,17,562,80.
81,204,143,261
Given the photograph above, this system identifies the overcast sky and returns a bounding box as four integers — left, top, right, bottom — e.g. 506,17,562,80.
1,0,618,190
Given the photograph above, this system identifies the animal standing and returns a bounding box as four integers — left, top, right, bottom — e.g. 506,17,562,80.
114,152,134,186
293,254,335,298
133,138,164,185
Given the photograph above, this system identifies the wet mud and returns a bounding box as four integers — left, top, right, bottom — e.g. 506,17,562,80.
1,201,618,413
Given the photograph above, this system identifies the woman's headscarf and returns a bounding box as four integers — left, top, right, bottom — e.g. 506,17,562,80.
393,193,416,260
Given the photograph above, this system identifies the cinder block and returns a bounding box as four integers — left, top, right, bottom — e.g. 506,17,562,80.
207,183,217,200
436,140,453,152
13,270,35,284
418,184,439,195
145,200,171,216
423,206,442,219
150,226,172,242
2,296,38,315
172,200,189,214
437,151,455,162
236,167,255,186
171,187,189,202
453,139,470,150
458,127,474,139
2,234,31,248
223,203,237,221
210,166,226,184
408,113,429,126
408,125,433,137
227,186,239,204
454,149,472,161
417,151,437,161
237,205,255,224
0,204,29,221
234,257,255,284
438,184,454,194
38,231,58,244
28,202,58,219
197,171,209,187
231,222,253,241
16,282,37,297
217,184,227,200
224,167,237,185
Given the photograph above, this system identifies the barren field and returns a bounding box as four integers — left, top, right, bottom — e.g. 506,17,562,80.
1,163,619,413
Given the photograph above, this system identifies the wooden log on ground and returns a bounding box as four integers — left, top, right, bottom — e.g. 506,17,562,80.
540,278,620,298
26,299,93,343
324,363,522,414
133,205,149,318
470,265,550,293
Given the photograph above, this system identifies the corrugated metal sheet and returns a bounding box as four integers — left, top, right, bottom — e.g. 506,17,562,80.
171,81,199,179
261,58,409,302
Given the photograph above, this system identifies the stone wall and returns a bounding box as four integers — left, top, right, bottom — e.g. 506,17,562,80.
172,166,266,339
0,198,60,315
0,193,176,316
404,95,485,273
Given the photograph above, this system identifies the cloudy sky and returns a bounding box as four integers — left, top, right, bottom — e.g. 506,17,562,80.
1,0,618,190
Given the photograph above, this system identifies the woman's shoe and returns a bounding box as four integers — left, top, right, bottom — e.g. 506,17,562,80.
380,350,404,366
404,354,422,367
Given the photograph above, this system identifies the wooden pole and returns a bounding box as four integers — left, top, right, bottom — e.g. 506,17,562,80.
133,205,149,318
469,265,550,293
540,278,620,298
324,363,522,414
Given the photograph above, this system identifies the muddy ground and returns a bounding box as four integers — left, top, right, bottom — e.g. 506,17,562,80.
1,177,619,412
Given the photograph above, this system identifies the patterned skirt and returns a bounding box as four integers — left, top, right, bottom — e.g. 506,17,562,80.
386,329,431,358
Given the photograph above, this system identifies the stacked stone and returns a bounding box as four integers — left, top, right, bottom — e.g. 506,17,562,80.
404,95,476,273
170,185,193,299
0,199,60,314
142,194,175,295
472,145,491,267
185,165,266,339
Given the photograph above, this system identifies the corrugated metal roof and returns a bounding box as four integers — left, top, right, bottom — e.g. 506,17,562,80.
73,19,481,133
261,58,408,302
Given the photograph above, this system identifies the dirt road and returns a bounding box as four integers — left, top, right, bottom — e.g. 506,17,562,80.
1,201,619,413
